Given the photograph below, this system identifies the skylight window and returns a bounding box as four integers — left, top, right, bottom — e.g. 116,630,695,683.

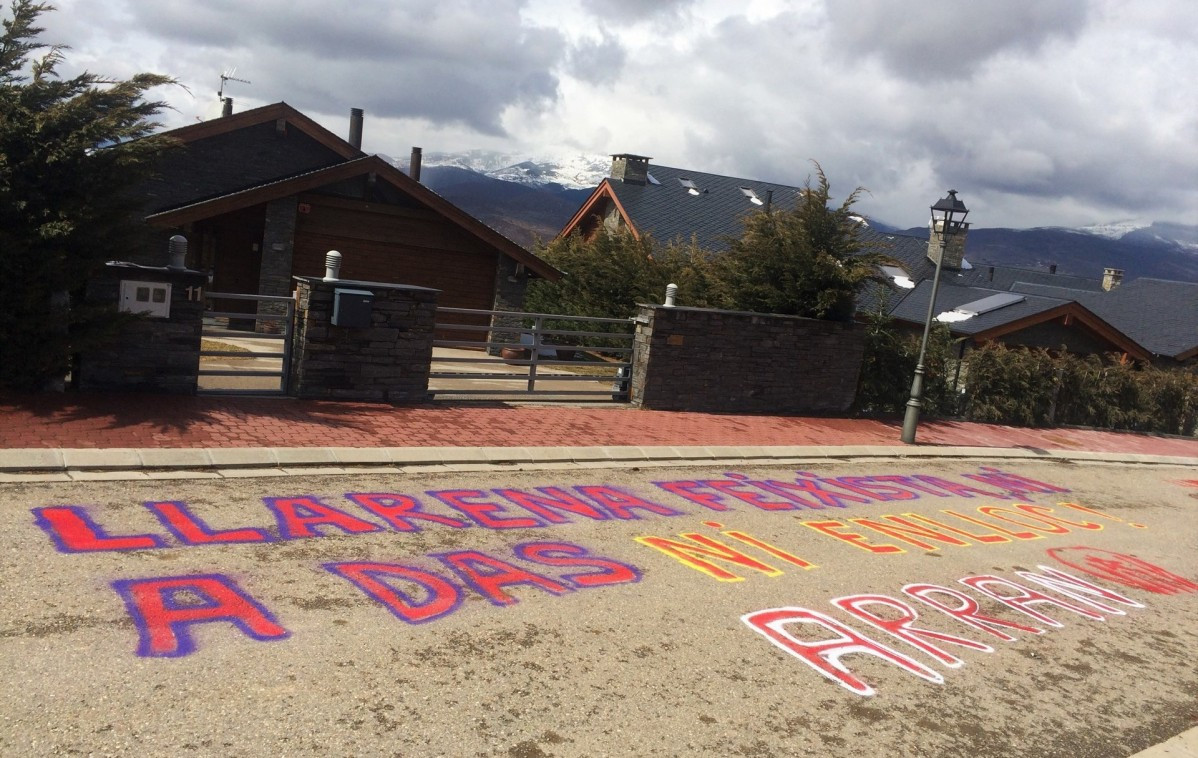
879,265,915,289
678,178,701,196
936,292,1025,323
740,187,764,206
646,172,661,185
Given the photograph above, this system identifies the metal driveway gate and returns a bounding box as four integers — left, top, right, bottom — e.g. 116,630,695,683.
430,307,634,401
198,291,294,395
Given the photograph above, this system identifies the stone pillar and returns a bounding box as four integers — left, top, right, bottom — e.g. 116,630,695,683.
631,305,865,413
289,276,439,402
256,197,298,333
77,262,207,393
487,254,529,352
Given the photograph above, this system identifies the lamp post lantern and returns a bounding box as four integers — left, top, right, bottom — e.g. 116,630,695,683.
901,189,969,444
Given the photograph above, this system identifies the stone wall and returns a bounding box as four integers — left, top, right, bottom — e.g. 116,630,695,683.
631,305,865,413
77,262,207,394
290,277,438,402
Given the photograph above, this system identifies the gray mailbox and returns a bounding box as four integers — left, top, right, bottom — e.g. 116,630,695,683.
332,288,374,328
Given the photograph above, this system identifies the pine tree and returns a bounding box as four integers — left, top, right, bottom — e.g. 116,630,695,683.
710,162,881,321
0,0,175,389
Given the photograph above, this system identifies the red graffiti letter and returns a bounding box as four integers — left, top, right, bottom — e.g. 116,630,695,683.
324,561,462,624
435,550,572,606
265,496,383,539
515,541,641,588
959,575,1107,627
1015,565,1145,614
111,574,288,657
903,583,1043,641
34,506,166,553
145,501,271,545
831,594,994,667
344,493,469,531
741,606,943,696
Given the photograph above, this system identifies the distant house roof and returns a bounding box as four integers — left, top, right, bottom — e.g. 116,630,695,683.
887,281,1150,360
145,154,561,281
144,102,363,214
561,162,805,251
1013,278,1198,360
163,101,362,158
560,154,1194,361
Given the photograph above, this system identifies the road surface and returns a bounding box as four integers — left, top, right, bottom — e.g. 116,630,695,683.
2,458,1196,756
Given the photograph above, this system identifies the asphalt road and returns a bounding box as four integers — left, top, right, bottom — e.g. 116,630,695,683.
2,459,1196,757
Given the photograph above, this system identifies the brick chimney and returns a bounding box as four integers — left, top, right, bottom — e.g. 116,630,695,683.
610,154,651,185
348,108,364,150
409,146,422,182
1103,267,1124,291
927,219,970,270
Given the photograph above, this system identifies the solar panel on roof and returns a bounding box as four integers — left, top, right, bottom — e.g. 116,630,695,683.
937,292,1026,322
956,292,1026,316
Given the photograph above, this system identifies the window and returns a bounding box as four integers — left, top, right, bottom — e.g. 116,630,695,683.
740,187,764,206
879,265,915,289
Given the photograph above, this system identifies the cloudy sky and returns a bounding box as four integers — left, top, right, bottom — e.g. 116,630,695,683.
34,0,1198,229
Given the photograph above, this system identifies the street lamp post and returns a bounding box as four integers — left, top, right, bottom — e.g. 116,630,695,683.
901,189,969,444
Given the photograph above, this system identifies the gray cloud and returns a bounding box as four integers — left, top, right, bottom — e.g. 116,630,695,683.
579,0,692,24
567,31,626,86
30,0,1198,228
825,0,1091,81
124,0,567,134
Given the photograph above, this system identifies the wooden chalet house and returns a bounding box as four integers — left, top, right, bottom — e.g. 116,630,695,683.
138,102,560,334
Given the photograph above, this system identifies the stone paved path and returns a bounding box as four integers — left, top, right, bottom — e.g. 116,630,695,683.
2,393,1197,457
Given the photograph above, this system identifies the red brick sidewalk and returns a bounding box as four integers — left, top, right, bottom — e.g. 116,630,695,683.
2,393,1198,457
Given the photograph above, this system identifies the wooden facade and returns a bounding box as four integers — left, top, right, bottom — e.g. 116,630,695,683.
140,102,559,339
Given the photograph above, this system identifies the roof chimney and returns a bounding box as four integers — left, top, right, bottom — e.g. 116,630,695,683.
1049,263,1057,274
348,107,364,150
610,154,651,186
221,97,233,117
927,219,970,271
409,146,423,182
1103,267,1124,291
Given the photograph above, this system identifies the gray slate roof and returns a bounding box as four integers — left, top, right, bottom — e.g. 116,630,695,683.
607,164,805,251
601,159,1195,360
888,282,1070,336
956,266,1105,292
1012,278,1198,359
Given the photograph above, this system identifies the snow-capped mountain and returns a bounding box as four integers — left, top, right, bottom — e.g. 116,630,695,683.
1074,220,1152,240
416,150,609,190
1071,220,1198,252
377,149,1198,279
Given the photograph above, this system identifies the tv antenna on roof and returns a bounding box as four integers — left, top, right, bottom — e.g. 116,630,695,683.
218,68,250,115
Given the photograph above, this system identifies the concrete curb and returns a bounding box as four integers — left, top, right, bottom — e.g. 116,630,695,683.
1130,725,1198,757
2,445,1197,481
